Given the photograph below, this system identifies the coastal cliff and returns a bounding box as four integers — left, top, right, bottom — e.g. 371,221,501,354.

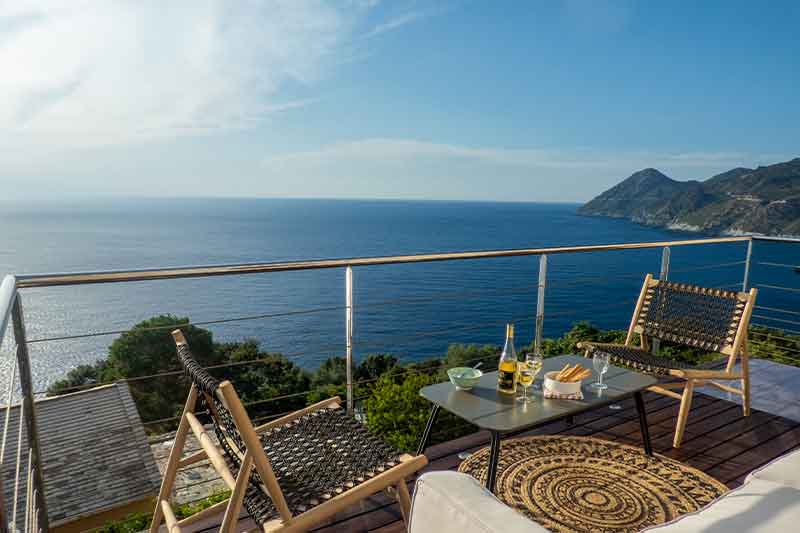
579,158,800,236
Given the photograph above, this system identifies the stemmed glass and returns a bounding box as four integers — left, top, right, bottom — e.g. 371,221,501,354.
591,352,610,390
518,352,543,403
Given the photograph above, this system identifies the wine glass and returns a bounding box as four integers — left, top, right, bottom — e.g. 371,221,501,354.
592,352,610,390
527,352,543,390
518,353,543,403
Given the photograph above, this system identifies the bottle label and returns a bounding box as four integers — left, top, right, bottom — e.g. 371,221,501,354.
498,369,516,392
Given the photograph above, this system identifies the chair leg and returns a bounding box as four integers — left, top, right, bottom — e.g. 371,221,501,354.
673,380,694,448
741,342,751,417
395,479,413,525
150,387,197,533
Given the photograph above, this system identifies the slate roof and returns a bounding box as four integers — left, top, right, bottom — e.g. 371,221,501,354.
1,383,161,527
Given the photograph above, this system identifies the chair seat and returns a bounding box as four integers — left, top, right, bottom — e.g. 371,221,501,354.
241,406,403,523
581,342,693,375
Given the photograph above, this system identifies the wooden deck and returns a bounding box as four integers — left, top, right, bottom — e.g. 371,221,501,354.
195,391,800,532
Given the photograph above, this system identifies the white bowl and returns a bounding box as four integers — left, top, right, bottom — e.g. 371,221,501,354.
543,371,583,396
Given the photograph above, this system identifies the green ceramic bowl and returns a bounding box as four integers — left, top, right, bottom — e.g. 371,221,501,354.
447,367,483,390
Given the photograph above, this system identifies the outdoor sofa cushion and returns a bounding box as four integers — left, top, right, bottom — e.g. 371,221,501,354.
745,446,800,489
645,446,800,531
408,471,547,533
643,478,800,532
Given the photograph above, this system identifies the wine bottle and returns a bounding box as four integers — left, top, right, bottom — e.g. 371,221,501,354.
497,323,518,394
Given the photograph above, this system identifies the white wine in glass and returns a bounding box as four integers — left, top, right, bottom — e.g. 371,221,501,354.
518,353,543,403
517,364,535,403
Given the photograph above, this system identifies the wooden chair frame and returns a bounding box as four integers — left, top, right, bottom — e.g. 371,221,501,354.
150,330,427,533
580,274,758,448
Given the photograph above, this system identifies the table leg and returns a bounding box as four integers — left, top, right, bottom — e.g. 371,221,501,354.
634,391,653,456
416,405,440,456
485,431,502,493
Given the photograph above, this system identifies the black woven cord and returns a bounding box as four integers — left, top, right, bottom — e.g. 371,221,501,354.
638,282,744,352
584,343,691,376
174,336,403,525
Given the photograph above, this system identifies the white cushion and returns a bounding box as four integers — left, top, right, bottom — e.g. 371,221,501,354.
644,478,800,532
409,471,547,533
746,447,800,489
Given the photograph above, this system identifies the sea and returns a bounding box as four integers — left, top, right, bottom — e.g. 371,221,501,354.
1,198,797,394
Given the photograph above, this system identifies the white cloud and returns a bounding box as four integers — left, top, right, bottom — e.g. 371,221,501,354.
260,138,792,201
0,1,364,148
363,9,432,38
264,138,784,172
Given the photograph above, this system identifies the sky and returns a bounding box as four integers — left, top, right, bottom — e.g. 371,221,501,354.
1,0,799,202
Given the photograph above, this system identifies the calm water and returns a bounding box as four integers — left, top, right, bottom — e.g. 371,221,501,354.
0,198,797,393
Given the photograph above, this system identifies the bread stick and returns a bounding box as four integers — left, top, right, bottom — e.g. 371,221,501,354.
563,365,582,381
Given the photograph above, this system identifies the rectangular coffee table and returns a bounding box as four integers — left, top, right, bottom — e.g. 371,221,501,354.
417,354,658,492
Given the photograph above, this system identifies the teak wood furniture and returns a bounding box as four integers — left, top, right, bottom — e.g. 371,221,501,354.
150,330,427,533
417,354,658,493
578,274,757,448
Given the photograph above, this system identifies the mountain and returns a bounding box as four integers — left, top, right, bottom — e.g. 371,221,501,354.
579,157,800,236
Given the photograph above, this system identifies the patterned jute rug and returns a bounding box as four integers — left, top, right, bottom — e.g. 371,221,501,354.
458,436,727,533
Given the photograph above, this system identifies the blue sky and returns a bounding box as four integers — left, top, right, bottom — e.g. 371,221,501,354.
1,0,798,201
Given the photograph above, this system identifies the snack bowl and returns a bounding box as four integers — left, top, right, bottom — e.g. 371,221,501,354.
447,367,483,390
543,371,583,396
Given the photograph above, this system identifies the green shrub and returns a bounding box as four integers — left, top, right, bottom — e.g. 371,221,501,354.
364,370,476,451
98,491,231,532
365,372,441,451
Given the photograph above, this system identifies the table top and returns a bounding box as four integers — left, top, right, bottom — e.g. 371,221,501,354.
419,354,658,433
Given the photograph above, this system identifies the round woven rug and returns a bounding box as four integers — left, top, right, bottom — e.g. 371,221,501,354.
458,436,727,533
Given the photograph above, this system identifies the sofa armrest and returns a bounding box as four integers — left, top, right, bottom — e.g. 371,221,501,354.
409,472,546,533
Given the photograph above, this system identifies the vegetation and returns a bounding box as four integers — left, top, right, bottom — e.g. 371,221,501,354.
98,491,230,532
48,316,800,445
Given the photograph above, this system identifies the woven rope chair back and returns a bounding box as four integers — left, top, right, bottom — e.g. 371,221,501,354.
636,280,746,353
173,341,276,515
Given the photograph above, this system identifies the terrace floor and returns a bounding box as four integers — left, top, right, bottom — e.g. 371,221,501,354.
188,387,800,532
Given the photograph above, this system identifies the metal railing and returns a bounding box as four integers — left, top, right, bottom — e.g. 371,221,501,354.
4,233,800,528
0,277,48,533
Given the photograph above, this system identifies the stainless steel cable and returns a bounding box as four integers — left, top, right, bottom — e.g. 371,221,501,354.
11,400,25,532
756,261,800,270
755,305,800,317
756,284,800,294
752,314,800,328
1,354,18,463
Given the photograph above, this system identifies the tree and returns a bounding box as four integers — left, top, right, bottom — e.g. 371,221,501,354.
445,344,499,369
312,356,348,386
48,316,220,429
217,340,312,422
364,372,442,451
103,315,220,429
48,361,109,395
105,315,216,378
355,354,399,381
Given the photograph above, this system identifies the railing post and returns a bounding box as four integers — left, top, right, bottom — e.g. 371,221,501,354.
11,296,49,533
345,266,354,416
742,238,753,292
534,255,547,355
652,247,671,355
659,246,671,281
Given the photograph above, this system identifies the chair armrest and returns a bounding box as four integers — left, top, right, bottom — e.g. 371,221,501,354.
409,472,546,533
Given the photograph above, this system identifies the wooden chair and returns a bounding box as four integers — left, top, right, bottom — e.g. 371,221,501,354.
577,274,757,448
150,329,428,533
